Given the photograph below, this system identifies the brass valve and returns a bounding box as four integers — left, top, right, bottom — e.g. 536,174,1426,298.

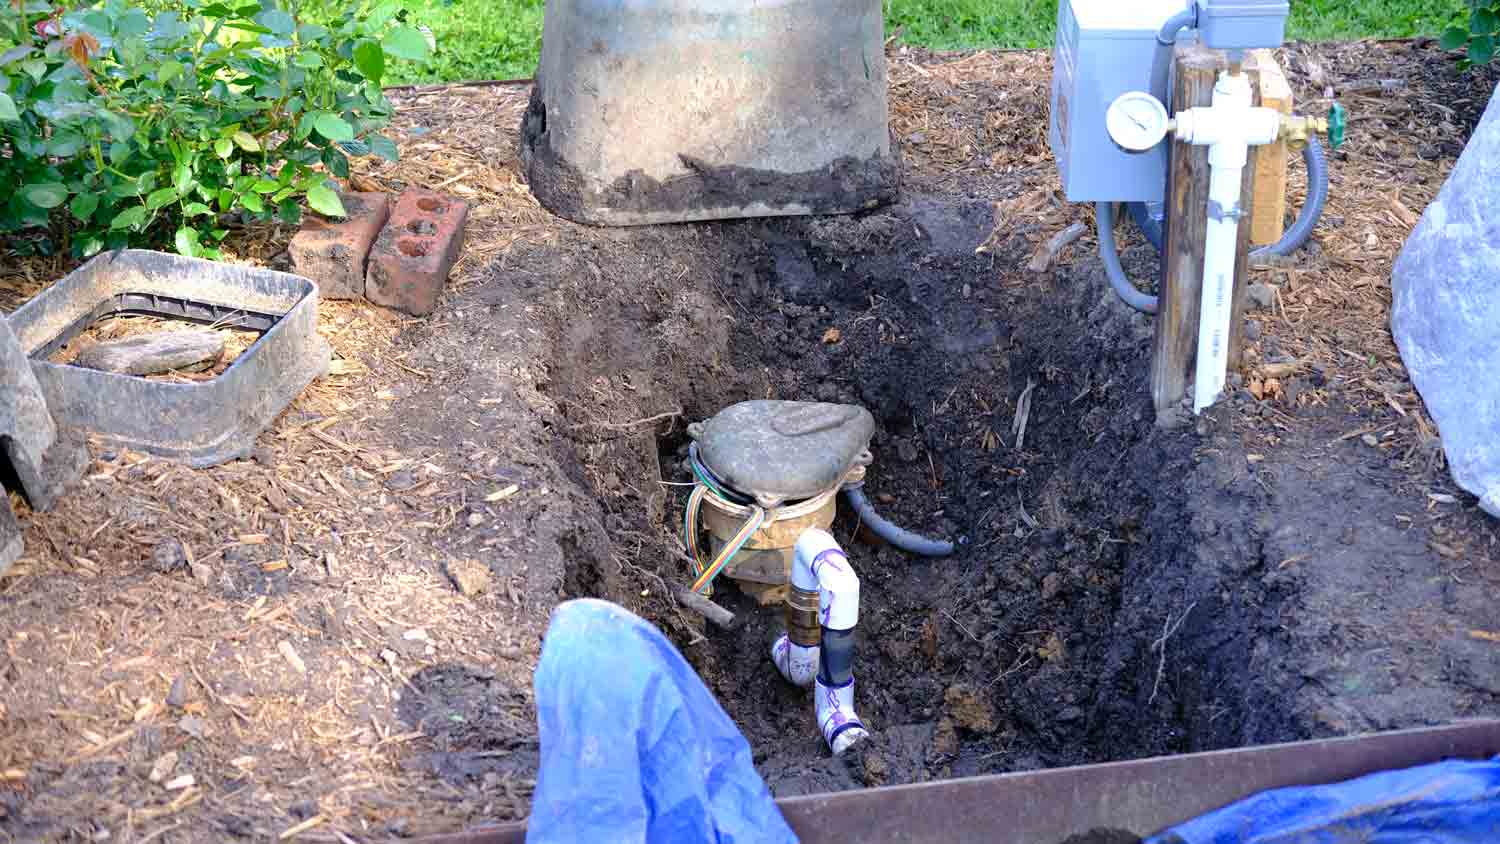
1280,103,1347,152
1280,115,1327,151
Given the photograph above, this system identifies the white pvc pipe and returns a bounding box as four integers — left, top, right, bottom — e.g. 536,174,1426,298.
793,529,860,631
771,529,869,754
1173,72,1281,413
771,636,818,688
1195,163,1245,412
816,676,868,756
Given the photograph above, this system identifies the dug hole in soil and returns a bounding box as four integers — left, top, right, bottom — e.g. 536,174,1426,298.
530,186,1269,793
4,43,1498,841
515,45,1500,797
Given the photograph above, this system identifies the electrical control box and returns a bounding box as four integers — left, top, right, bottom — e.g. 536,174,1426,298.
1049,0,1192,202
1197,0,1290,51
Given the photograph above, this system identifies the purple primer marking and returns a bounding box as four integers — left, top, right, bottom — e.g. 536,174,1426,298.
811,549,849,576
811,549,849,626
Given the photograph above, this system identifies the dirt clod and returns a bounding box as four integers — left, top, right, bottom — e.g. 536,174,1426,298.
1248,282,1276,310
152,538,187,574
166,677,190,708
147,751,178,784
447,558,493,596
945,684,997,734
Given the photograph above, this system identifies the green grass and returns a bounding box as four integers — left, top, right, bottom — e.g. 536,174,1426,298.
387,0,1467,85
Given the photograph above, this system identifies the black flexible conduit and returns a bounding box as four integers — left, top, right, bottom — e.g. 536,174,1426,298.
843,485,954,558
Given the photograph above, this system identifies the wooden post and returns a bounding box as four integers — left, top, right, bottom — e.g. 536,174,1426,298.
1248,49,1293,247
1151,44,1262,421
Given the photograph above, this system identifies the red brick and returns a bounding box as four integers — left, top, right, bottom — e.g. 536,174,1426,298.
366,190,469,317
288,192,391,300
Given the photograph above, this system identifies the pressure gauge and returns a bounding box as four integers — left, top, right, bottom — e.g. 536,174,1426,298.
1106,91,1171,152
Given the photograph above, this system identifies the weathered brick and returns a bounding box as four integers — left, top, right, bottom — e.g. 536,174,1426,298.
288,192,391,300
365,189,469,317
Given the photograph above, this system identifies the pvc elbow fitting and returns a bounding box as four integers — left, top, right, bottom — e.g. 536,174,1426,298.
779,529,869,755
772,635,819,688
817,677,869,756
793,529,860,631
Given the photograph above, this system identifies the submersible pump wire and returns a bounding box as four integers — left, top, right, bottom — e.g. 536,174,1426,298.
683,444,766,594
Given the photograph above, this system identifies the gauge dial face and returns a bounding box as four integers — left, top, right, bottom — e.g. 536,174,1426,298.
1106,91,1170,152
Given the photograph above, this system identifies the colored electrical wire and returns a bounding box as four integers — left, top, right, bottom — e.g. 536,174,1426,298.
689,503,765,595
683,484,708,576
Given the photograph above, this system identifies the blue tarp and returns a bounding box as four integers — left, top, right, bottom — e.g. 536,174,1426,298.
1149,756,1500,843
526,598,798,844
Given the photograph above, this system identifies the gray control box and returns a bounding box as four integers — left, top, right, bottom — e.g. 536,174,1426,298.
1197,0,1290,51
1049,0,1191,203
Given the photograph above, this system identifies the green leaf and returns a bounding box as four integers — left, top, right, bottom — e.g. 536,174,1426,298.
1441,25,1471,50
22,183,68,209
313,113,354,142
251,180,279,194
174,226,200,257
77,236,106,258
111,205,148,231
295,52,324,69
215,138,235,159
381,26,430,62
256,9,296,36
174,163,195,196
241,192,265,213
367,134,400,161
353,39,384,82
322,147,350,179
118,9,151,36
47,134,85,157
147,187,180,210
0,93,17,122
1474,8,1498,34
307,183,346,217
70,193,99,221
183,202,212,217
158,60,184,85
278,199,302,226
0,45,35,66
1471,34,1496,64
233,131,261,152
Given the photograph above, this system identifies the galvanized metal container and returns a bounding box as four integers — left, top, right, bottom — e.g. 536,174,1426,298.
521,0,899,226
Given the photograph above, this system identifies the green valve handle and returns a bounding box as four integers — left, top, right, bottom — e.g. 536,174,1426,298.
1327,102,1347,150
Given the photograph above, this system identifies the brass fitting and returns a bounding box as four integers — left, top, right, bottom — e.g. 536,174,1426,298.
784,585,821,647
1280,114,1328,151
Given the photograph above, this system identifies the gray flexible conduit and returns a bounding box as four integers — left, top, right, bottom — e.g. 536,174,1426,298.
1098,4,1332,314
1254,136,1329,258
1125,137,1330,259
1096,202,1161,315
1157,7,1199,46
843,486,954,557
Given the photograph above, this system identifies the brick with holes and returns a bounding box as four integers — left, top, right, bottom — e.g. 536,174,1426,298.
288,192,391,300
365,189,470,316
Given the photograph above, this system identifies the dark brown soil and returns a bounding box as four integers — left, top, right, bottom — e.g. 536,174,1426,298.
2,39,1498,844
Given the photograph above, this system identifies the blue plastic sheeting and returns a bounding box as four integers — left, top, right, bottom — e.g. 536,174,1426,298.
1148,757,1500,844
526,599,798,844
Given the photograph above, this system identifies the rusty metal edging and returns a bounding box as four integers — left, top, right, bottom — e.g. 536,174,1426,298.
413,720,1500,844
